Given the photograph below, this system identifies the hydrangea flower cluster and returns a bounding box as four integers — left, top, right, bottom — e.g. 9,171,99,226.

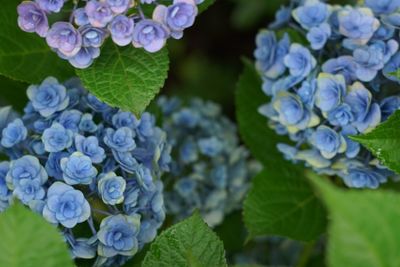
0,77,171,266
157,97,260,227
255,0,400,189
17,0,202,68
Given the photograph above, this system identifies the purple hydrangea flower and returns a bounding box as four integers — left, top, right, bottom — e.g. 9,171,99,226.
68,47,100,69
73,8,90,26
106,0,132,14
153,0,198,39
108,15,134,46
17,2,49,37
85,0,114,28
132,19,169,53
79,25,108,48
36,0,66,13
46,22,82,57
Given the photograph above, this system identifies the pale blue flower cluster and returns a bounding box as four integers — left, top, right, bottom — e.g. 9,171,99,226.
255,0,400,189
157,97,260,227
0,77,171,266
17,0,202,68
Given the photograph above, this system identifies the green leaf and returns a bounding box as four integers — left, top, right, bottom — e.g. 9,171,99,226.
0,75,28,111
236,60,326,241
309,173,400,267
76,40,169,115
351,110,400,174
0,202,74,267
243,169,326,241
198,0,216,13
142,213,227,267
0,1,74,83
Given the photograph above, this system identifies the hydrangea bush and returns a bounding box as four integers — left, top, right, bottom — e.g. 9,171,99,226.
157,96,260,227
254,0,400,189
0,77,171,266
17,0,202,68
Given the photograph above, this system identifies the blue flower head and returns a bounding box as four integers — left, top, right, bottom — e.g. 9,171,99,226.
97,214,140,257
1,119,27,148
104,127,136,152
98,172,126,205
43,182,91,228
292,0,331,30
27,77,69,117
42,123,73,152
60,152,98,185
255,0,399,189
158,97,260,227
338,7,380,45
0,76,171,265
284,44,316,78
315,73,346,112
254,30,290,79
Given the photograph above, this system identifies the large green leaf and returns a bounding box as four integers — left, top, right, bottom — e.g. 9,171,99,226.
243,169,326,241
237,60,326,241
76,40,169,115
0,1,74,83
142,213,227,267
309,173,400,267
351,110,400,174
0,202,74,267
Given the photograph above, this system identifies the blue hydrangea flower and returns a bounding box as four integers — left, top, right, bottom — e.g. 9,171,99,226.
27,77,69,117
97,214,140,257
104,127,136,153
75,135,105,164
322,56,357,84
344,166,387,189
255,0,400,189
158,97,260,226
60,152,98,185
6,155,48,189
13,179,46,204
254,31,290,80
338,7,380,45
315,73,346,112
0,76,170,266
284,44,316,78
292,0,331,30
42,123,73,152
132,19,170,53
365,0,400,15
45,151,69,180
57,109,82,133
310,126,347,159
98,172,126,205
42,182,91,228
344,82,381,133
1,119,27,148
271,92,319,134
306,23,331,50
